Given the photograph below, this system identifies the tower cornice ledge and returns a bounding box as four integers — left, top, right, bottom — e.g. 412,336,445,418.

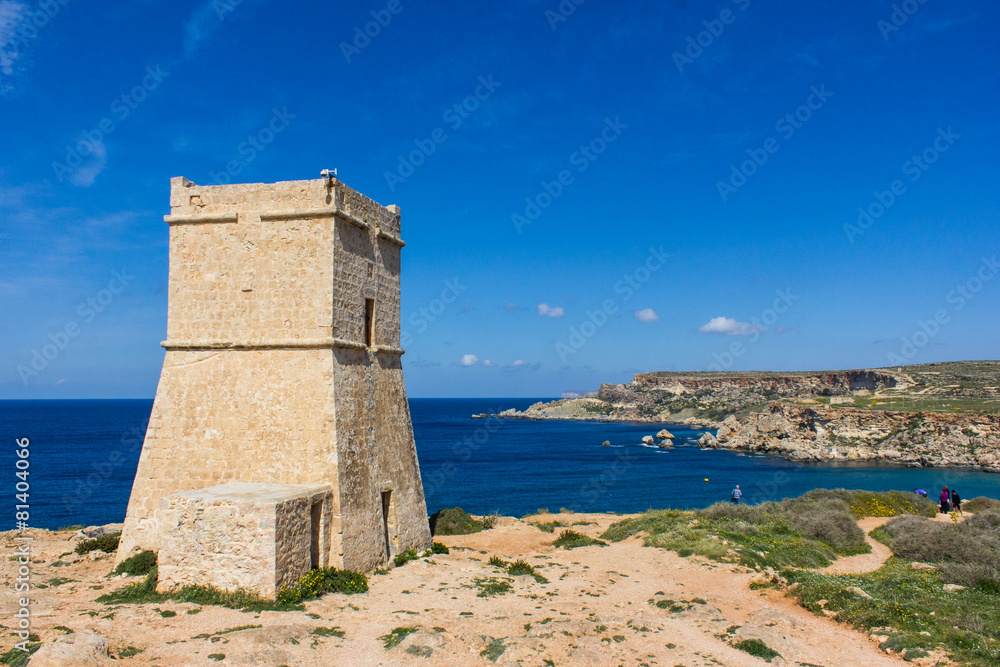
160,337,378,351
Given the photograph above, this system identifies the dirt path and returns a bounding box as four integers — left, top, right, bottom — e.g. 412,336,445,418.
820,516,894,575
1,517,916,667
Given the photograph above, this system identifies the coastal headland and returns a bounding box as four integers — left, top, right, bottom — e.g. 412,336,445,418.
474,361,1000,471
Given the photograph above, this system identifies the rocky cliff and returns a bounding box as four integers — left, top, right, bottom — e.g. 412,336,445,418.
701,403,1000,471
475,362,1000,470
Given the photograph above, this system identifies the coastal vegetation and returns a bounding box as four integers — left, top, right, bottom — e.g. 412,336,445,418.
605,489,1000,665
429,507,497,535
75,531,121,555
602,490,935,569
97,552,367,611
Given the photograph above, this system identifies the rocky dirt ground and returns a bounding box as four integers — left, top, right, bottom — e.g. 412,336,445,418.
0,514,941,667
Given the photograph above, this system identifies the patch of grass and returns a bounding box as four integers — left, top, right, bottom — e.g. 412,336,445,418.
507,559,535,576
431,542,449,554
193,624,263,639
277,567,368,603
786,558,1000,665
868,525,893,547
733,638,781,660
474,577,513,597
430,508,494,535
381,626,417,649
601,491,942,571
207,654,225,661
310,626,345,638
75,532,121,555
97,564,336,612
53,626,74,634
117,646,144,658
156,608,177,618
488,555,506,568
553,530,606,550
46,577,73,587
531,521,565,533
113,550,157,577
480,638,506,662
393,548,420,567
1,642,40,667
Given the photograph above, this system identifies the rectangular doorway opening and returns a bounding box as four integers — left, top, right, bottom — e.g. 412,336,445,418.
310,500,322,570
364,298,374,347
381,490,393,560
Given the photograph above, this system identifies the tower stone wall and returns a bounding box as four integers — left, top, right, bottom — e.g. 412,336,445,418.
117,176,431,574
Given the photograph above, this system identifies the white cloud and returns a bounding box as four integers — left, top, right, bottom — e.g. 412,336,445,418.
505,359,541,371
698,316,763,336
460,354,479,366
505,302,519,310
0,1,28,78
509,359,527,367
634,308,660,323
68,137,107,187
483,359,494,367
537,302,564,318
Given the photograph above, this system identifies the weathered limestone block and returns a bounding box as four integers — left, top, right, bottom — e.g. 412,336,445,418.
157,482,332,598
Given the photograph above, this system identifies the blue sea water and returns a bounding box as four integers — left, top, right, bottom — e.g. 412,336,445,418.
2,398,998,530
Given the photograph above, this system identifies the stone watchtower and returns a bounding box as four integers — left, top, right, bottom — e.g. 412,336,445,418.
117,176,431,579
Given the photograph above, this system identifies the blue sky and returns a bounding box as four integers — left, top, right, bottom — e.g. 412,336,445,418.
1,0,997,399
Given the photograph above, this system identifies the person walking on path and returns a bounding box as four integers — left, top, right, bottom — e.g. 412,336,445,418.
731,485,742,504
951,489,963,515
939,487,951,514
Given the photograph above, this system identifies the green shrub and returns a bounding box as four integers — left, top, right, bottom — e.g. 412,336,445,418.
75,532,121,555
430,508,490,535
965,508,1000,531
553,530,606,549
113,550,156,576
507,559,535,576
487,555,505,568
393,548,419,567
785,503,868,553
963,496,1000,513
882,515,1000,588
277,567,368,603
381,627,416,649
431,542,449,554
733,638,781,660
